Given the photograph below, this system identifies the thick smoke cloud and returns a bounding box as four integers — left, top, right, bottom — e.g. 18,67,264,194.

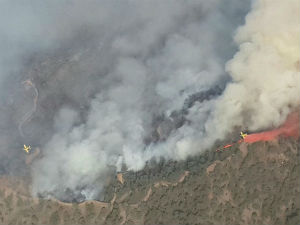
2,0,298,201
29,0,250,201
207,0,300,142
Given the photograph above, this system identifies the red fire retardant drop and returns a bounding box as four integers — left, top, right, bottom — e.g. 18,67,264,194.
244,111,299,143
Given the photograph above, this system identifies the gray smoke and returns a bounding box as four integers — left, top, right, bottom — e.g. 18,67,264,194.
0,0,261,201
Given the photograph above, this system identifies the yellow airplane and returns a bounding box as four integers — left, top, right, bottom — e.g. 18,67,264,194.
240,132,248,139
23,145,31,154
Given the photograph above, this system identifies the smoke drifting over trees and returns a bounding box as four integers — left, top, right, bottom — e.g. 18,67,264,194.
0,0,298,201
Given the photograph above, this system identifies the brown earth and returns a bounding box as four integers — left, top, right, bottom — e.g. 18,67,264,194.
0,139,299,225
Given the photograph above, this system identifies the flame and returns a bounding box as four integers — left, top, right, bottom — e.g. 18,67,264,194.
216,143,236,152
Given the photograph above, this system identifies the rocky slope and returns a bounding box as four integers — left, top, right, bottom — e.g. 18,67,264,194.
0,138,299,225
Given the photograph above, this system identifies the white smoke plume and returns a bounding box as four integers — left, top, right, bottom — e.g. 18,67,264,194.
207,0,300,141
0,0,298,201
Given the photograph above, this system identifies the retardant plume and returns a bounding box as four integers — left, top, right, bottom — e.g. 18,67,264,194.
244,111,299,143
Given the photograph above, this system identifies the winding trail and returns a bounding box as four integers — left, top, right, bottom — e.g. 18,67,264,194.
18,80,39,137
